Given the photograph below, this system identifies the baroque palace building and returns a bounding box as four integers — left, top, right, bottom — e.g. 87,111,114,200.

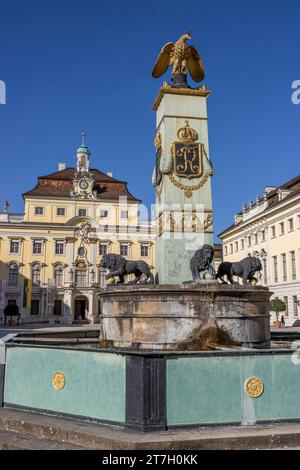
218,175,300,326
0,135,155,324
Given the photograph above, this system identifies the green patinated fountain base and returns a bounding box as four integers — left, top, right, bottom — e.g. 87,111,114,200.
2,339,300,431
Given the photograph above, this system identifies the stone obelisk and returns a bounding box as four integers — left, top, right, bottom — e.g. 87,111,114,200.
152,33,214,284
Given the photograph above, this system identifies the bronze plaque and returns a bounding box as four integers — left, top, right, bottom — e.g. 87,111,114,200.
173,142,203,179
52,371,66,390
244,377,264,398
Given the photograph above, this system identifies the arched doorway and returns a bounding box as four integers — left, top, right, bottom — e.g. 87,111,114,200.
74,295,89,321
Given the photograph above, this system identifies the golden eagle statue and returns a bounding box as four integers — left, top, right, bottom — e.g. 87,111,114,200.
152,32,205,85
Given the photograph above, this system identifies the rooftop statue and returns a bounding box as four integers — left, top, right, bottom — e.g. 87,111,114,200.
152,31,205,88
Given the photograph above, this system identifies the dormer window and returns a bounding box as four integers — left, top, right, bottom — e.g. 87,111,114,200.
278,188,293,201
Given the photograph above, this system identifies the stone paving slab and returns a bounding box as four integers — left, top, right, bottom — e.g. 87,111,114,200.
0,429,86,450
1,408,300,450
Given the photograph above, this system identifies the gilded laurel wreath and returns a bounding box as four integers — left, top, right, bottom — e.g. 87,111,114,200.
167,172,210,198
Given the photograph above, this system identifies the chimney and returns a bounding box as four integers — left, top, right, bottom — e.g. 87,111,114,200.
106,171,113,178
58,163,66,171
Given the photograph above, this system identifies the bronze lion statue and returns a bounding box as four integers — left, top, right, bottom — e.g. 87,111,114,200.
100,253,154,285
216,256,262,285
190,244,215,282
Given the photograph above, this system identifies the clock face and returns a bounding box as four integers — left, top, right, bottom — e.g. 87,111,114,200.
79,179,88,190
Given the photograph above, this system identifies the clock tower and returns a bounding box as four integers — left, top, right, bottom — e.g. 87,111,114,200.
71,132,97,199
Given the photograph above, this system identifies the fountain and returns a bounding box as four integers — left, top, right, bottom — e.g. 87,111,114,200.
1,34,300,439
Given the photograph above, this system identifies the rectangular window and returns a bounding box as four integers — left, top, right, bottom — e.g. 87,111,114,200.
262,258,267,285
55,241,64,255
283,296,289,317
293,296,298,317
100,210,108,218
30,299,40,316
32,240,43,254
121,211,128,219
32,240,42,254
234,241,238,252
9,240,20,254
254,233,258,245
78,208,87,217
53,299,62,316
271,226,276,238
224,246,228,256
35,207,44,215
298,215,300,228
273,256,278,283
56,207,66,216
282,253,287,281
291,251,296,280
288,218,294,231
248,236,251,248
261,230,265,242
230,243,233,254
141,244,150,257
99,243,108,256
120,243,129,257
240,239,244,250
280,222,285,235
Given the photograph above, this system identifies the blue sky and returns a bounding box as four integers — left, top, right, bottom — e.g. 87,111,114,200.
0,0,299,239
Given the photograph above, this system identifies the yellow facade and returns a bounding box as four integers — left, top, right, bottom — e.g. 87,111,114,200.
218,176,300,326
0,140,155,324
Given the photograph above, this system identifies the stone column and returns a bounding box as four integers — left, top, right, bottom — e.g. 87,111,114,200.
87,291,97,324
63,289,73,324
152,86,214,284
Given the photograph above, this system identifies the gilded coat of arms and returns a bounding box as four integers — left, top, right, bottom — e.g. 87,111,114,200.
172,120,203,179
172,141,203,179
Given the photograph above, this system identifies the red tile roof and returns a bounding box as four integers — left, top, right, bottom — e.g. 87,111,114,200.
23,167,140,202
218,174,300,237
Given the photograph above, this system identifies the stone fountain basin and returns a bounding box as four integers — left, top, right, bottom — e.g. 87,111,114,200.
99,283,271,350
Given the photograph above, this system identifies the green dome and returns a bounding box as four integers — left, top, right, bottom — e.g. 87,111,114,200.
76,144,90,155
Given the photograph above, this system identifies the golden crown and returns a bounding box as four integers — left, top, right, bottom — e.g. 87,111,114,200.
177,120,198,142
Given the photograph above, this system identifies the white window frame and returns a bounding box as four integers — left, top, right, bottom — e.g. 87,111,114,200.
99,242,109,256
56,207,66,216
78,208,87,217
8,264,19,286
9,239,20,255
140,243,150,257
32,239,43,255
55,240,65,256
31,264,41,286
120,243,129,257
34,206,44,216
54,265,64,286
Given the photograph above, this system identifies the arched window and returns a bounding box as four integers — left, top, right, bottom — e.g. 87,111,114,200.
31,264,41,286
75,261,87,287
54,265,63,286
8,263,19,286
